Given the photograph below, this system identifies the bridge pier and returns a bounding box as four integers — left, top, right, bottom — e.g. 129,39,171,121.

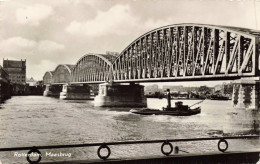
43,84,63,97
60,84,92,100
232,77,260,110
94,83,147,107
229,77,260,134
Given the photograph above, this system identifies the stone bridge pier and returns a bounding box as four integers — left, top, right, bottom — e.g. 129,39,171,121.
232,77,260,110
43,84,63,97
94,83,147,107
60,84,93,100
230,77,260,134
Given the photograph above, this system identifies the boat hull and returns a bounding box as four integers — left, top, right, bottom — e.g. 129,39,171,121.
130,107,201,116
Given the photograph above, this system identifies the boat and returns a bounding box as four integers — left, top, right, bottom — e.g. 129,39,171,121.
130,101,201,116
131,89,202,116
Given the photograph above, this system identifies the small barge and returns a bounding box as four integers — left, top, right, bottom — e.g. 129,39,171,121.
130,101,201,116
131,89,202,116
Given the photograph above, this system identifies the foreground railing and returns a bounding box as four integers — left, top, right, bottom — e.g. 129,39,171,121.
0,135,259,164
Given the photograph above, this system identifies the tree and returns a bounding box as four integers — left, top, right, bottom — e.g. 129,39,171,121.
223,84,233,95
198,86,212,94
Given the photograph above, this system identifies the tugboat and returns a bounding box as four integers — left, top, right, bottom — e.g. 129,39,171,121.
130,89,202,116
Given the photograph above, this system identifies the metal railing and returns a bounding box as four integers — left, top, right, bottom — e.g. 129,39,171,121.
0,135,259,164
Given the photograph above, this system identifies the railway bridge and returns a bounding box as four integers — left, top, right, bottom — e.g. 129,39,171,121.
43,23,260,109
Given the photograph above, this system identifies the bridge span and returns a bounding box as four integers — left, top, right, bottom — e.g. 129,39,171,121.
43,24,260,109
112,24,260,83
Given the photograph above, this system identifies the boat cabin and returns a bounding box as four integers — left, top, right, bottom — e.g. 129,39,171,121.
175,101,183,107
175,101,189,110
163,101,189,111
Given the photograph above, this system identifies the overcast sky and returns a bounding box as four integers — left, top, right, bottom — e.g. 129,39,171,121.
0,0,259,86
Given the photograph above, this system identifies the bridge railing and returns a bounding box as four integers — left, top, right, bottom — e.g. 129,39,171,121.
0,135,259,163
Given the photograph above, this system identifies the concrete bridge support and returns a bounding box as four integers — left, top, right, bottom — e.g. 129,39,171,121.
94,83,147,107
60,84,92,100
43,84,63,97
232,77,260,110
230,77,260,134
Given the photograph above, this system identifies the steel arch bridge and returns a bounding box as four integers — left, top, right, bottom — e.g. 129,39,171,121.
53,64,74,84
112,24,260,83
43,64,74,85
43,24,260,84
71,53,115,83
43,71,54,85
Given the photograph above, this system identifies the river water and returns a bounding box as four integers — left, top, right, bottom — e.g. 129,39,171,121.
0,96,259,163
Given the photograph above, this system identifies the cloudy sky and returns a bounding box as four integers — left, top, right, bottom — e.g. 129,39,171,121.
0,0,260,86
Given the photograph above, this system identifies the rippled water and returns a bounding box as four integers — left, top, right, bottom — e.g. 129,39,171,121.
0,96,259,164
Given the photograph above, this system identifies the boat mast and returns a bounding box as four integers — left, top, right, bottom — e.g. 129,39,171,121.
167,89,171,108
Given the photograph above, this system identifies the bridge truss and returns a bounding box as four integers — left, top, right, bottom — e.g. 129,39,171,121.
72,54,114,83
112,24,260,82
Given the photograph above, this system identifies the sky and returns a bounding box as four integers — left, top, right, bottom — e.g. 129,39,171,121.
0,0,260,86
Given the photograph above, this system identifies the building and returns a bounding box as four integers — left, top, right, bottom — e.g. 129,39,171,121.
3,59,26,95
162,85,184,92
3,59,26,84
144,84,159,95
0,65,11,102
214,84,223,93
36,80,43,86
213,83,233,96
26,77,37,86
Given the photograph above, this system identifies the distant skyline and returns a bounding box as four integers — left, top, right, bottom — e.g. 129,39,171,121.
1,0,259,86
141,80,231,88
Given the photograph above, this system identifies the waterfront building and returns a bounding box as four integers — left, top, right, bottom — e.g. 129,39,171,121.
214,84,223,93
163,85,184,92
3,59,26,84
3,59,26,95
144,84,159,95
0,65,11,102
36,80,43,86
213,83,233,98
26,77,37,86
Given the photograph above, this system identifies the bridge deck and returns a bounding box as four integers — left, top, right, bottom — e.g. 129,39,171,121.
41,151,259,164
